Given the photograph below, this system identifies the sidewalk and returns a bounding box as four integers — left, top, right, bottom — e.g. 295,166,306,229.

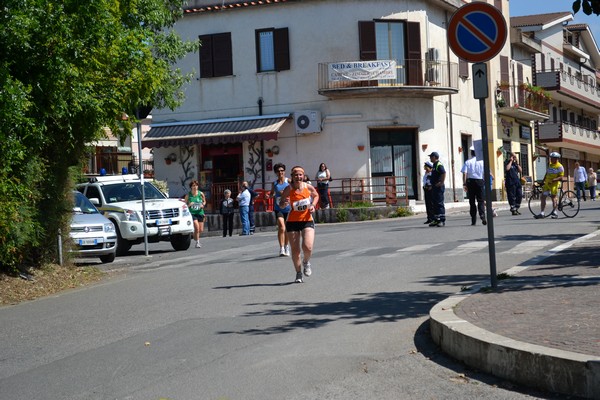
430,229,600,399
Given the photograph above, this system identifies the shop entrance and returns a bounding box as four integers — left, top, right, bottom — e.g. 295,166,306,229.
200,144,243,211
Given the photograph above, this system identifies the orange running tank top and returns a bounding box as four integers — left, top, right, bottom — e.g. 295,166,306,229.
287,184,313,222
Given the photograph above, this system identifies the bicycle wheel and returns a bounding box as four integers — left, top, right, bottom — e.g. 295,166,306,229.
559,190,580,218
528,188,541,216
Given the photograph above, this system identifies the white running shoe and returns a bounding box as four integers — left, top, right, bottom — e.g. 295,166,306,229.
303,261,312,277
285,245,291,256
550,212,559,219
195,241,202,248
279,247,286,257
295,271,303,283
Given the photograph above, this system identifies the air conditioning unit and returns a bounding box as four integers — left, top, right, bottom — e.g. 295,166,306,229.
294,110,322,135
427,48,440,62
426,68,440,84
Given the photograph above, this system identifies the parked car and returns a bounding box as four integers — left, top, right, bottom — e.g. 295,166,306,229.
77,175,194,255
70,191,117,263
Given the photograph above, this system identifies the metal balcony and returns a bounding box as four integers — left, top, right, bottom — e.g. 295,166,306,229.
317,59,458,99
536,120,600,152
495,84,549,121
535,70,600,114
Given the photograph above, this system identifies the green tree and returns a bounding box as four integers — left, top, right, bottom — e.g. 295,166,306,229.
0,0,198,272
573,0,600,15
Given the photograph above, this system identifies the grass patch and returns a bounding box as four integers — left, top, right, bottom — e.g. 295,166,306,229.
0,264,106,306
336,201,374,209
389,206,414,218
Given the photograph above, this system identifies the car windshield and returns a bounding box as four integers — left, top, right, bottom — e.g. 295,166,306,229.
101,182,166,204
73,192,100,214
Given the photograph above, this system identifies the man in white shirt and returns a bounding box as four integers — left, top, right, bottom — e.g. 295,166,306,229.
461,147,486,226
574,161,588,201
236,181,251,235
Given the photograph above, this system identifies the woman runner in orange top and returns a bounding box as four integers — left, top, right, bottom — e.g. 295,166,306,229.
279,166,319,283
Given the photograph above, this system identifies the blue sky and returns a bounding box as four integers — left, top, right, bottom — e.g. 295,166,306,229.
509,0,600,47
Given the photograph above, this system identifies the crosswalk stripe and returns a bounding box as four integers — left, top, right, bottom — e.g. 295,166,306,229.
504,240,556,254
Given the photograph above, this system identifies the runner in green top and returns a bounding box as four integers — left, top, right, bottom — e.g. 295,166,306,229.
184,180,206,248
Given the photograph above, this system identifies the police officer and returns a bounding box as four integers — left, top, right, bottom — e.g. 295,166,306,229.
428,152,446,227
461,146,486,225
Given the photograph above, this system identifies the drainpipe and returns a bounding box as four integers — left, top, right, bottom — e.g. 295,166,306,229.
445,10,458,202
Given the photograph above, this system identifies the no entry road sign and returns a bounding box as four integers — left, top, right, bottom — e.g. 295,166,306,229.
447,2,507,63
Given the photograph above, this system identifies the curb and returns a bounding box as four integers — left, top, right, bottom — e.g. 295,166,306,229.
429,231,600,399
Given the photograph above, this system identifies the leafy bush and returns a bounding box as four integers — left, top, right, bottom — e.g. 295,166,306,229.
336,201,374,209
336,208,349,222
389,206,414,218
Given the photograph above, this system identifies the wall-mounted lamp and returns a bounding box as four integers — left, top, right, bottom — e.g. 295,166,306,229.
165,153,177,165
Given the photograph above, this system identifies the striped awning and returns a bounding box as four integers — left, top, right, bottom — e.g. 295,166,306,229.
143,113,291,148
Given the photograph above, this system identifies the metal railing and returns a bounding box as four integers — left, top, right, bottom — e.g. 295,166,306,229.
496,84,549,114
205,176,409,213
318,59,458,91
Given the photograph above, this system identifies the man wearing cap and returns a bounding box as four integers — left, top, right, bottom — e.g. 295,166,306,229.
428,152,446,227
423,161,434,224
461,146,486,225
534,152,564,219
504,152,523,215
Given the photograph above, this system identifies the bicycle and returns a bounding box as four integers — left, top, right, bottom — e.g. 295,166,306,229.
528,180,580,218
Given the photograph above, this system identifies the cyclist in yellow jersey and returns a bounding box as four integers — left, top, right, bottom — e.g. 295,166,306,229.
534,152,564,219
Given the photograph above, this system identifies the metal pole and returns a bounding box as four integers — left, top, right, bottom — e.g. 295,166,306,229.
479,97,498,288
57,229,63,266
137,118,149,257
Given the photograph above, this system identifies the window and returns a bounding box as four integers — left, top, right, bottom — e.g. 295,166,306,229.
199,33,233,78
359,20,422,86
255,28,290,72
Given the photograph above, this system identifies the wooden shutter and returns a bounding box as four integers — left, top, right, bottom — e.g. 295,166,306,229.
274,28,290,71
213,32,233,77
406,21,422,86
500,55,509,84
199,34,214,78
358,21,376,61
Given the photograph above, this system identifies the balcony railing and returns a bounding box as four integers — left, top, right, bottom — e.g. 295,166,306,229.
535,70,600,112
496,84,549,121
318,59,458,98
536,121,600,147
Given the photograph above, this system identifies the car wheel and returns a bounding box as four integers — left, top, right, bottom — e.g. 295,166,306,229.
100,253,116,263
170,234,191,251
114,225,132,256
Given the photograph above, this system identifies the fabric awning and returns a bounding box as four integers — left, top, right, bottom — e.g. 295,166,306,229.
143,113,291,148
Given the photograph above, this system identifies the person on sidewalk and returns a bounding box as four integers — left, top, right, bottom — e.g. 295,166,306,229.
184,180,205,248
461,146,486,226
504,152,523,215
423,161,434,224
428,152,446,227
247,185,258,234
573,161,588,201
534,152,564,219
279,166,319,283
268,163,291,256
587,168,597,201
219,189,235,237
236,182,251,235
315,162,331,209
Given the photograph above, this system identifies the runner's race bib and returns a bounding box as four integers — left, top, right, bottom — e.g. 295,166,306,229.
191,202,203,210
293,197,311,212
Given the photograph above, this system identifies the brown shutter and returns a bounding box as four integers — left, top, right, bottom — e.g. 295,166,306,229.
406,21,422,86
500,55,509,84
199,34,214,78
274,28,290,71
213,32,233,77
359,21,376,61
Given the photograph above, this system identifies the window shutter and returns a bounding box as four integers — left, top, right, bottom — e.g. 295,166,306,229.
358,21,376,61
500,55,509,84
213,32,233,77
199,34,214,78
273,28,290,71
406,21,422,86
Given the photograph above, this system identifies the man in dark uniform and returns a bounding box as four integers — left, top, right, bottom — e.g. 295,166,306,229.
428,152,446,227
504,152,523,215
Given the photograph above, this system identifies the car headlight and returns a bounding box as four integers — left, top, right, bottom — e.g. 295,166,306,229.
124,209,140,222
182,204,191,217
104,223,116,233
